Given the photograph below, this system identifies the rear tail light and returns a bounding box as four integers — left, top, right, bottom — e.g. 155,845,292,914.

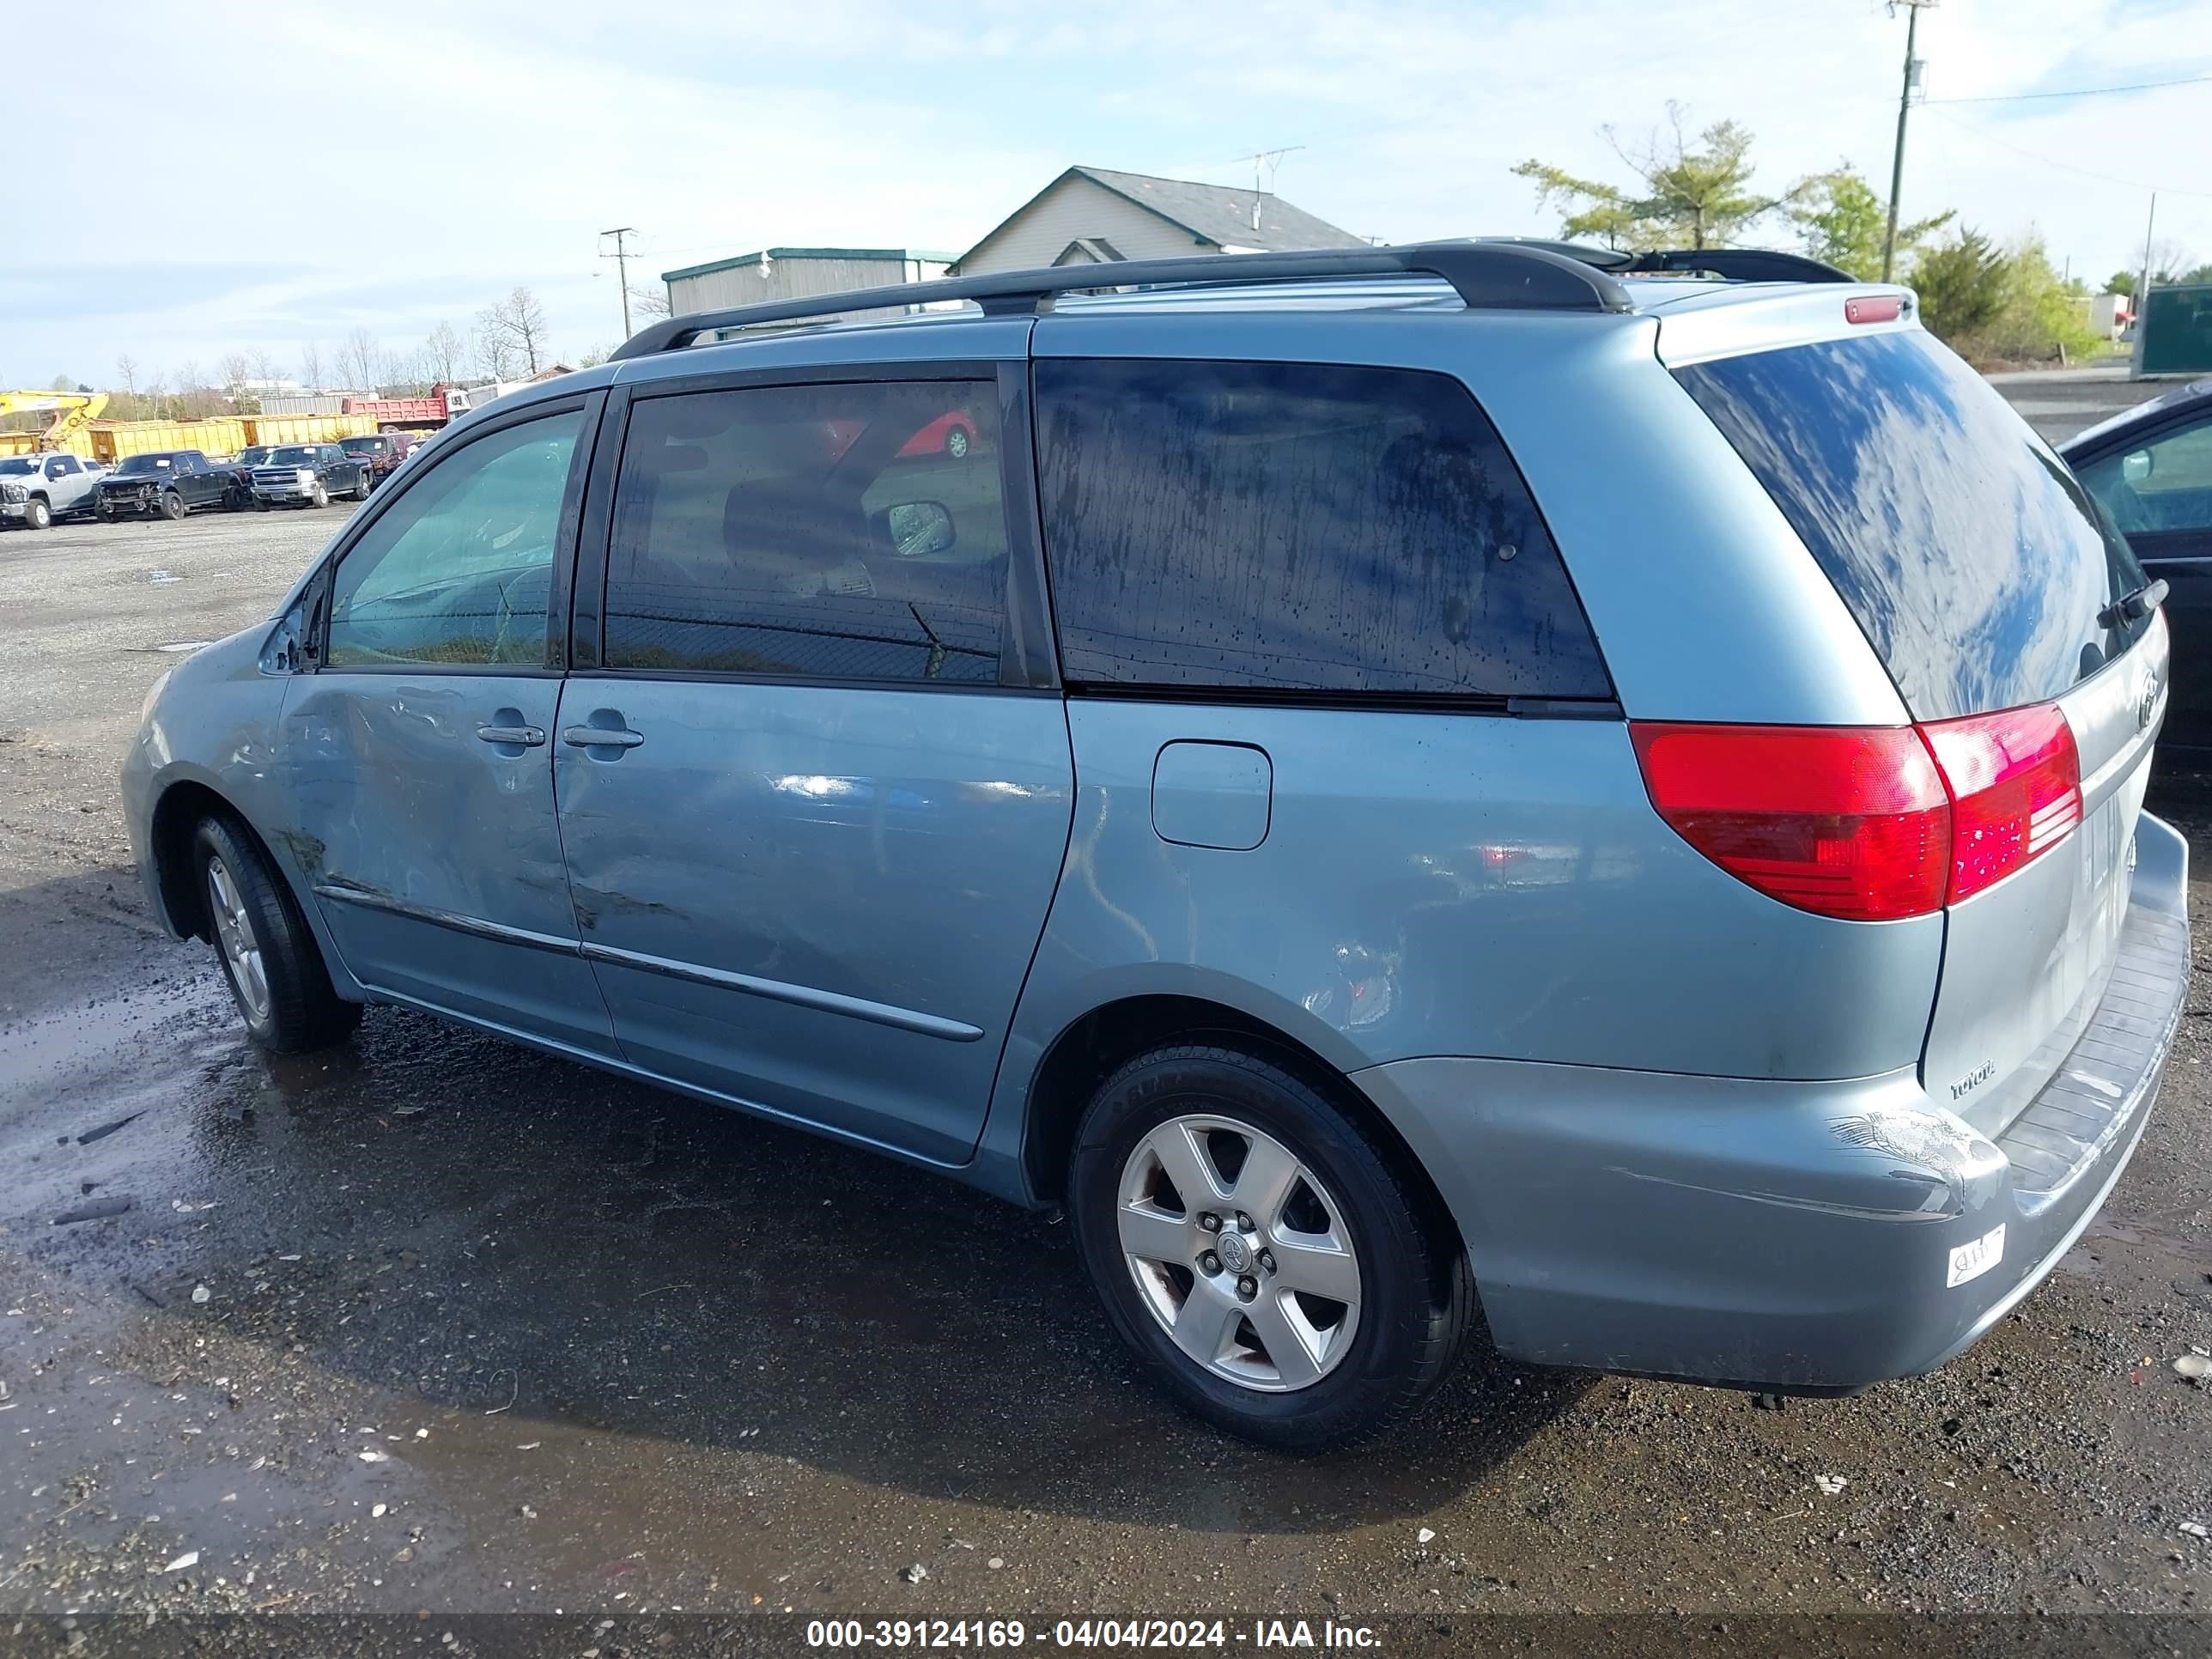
1919,703,2082,903
1630,724,1948,921
1632,703,2081,921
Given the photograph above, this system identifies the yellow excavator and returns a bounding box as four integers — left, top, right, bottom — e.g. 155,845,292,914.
0,389,110,450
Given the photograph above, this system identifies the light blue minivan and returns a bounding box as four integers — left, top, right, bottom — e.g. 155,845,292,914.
123,242,2188,1448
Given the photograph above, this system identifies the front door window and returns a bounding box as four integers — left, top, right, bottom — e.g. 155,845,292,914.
326,410,584,668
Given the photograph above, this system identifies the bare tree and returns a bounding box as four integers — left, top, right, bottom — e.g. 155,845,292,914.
632,285,672,320
2146,238,2199,286
471,310,518,380
337,326,382,392
115,353,139,395
216,351,252,391
298,342,325,391
248,349,281,386
376,344,431,395
423,319,465,384
170,360,227,416
482,286,549,375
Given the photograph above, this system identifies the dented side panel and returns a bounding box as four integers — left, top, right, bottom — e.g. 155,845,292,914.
281,672,618,1053
552,678,1076,1164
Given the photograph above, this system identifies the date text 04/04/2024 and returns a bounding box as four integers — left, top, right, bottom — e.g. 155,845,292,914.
804,1620,1383,1649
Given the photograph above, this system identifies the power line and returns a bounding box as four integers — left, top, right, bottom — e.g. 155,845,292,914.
1924,71,2212,105
1921,106,2212,198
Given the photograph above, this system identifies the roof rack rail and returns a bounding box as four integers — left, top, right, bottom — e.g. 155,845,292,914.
1474,238,1856,285
608,240,1635,361
1619,248,1856,283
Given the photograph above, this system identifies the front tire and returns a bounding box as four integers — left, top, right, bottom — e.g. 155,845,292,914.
1067,1044,1472,1451
191,815,362,1054
308,482,329,509
158,490,185,520
23,496,52,530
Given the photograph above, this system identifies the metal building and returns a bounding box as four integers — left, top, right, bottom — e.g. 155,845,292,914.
659,248,954,325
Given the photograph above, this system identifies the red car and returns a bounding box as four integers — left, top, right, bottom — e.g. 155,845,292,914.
902,410,975,459
826,410,978,464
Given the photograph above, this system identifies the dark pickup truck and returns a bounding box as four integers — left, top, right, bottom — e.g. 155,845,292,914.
249,443,371,509
95,451,235,520
339,432,416,489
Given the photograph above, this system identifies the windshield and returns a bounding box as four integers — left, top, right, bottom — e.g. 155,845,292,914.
238,447,273,466
269,447,318,465
341,438,380,454
116,454,173,473
0,459,35,476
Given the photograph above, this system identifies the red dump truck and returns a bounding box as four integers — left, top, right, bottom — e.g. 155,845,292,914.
341,392,455,431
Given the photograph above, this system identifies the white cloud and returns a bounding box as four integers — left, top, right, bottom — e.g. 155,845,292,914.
3,0,2207,384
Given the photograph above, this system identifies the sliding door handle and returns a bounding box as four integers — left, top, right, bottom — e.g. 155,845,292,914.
562,726,646,750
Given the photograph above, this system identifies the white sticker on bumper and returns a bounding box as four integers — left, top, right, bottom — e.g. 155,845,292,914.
1947,1223,2006,1288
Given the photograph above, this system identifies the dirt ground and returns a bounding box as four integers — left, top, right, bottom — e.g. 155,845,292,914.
3,380,2209,1656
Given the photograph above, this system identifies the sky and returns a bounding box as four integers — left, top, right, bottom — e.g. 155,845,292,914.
3,0,2209,390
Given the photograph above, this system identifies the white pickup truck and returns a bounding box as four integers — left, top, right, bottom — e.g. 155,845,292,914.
0,452,106,529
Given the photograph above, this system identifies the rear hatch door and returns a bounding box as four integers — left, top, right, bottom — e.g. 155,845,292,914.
1674,321,2166,1138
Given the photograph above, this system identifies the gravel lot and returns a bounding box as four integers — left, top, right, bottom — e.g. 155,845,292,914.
3,380,2209,1654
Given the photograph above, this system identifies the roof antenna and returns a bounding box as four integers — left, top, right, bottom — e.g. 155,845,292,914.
1245,145,1304,233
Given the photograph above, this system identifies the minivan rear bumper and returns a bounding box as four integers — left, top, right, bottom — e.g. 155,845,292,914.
1350,811,2190,1392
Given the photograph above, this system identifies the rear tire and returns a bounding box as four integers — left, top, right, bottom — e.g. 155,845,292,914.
1067,1043,1473,1451
158,490,185,520
190,814,362,1054
349,471,369,501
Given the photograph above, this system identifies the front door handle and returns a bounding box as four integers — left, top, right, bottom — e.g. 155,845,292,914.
477,724,546,747
562,725,646,750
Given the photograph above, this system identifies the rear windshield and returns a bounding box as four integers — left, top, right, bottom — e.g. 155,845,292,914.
1675,330,2149,720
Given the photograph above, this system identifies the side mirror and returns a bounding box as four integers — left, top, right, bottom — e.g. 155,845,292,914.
2122,449,2154,484
876,499,956,558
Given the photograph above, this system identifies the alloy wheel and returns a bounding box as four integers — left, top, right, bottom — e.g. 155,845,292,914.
1115,1114,1362,1392
206,856,271,1024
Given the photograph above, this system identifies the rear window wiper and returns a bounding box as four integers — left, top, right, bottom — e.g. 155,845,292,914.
2100,578,2168,629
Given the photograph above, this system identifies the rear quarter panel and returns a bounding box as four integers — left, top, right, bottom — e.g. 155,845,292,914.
990,701,1944,1106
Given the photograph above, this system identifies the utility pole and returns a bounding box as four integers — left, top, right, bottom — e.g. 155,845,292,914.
2130,193,2157,380
1881,1,1936,283
600,227,638,339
